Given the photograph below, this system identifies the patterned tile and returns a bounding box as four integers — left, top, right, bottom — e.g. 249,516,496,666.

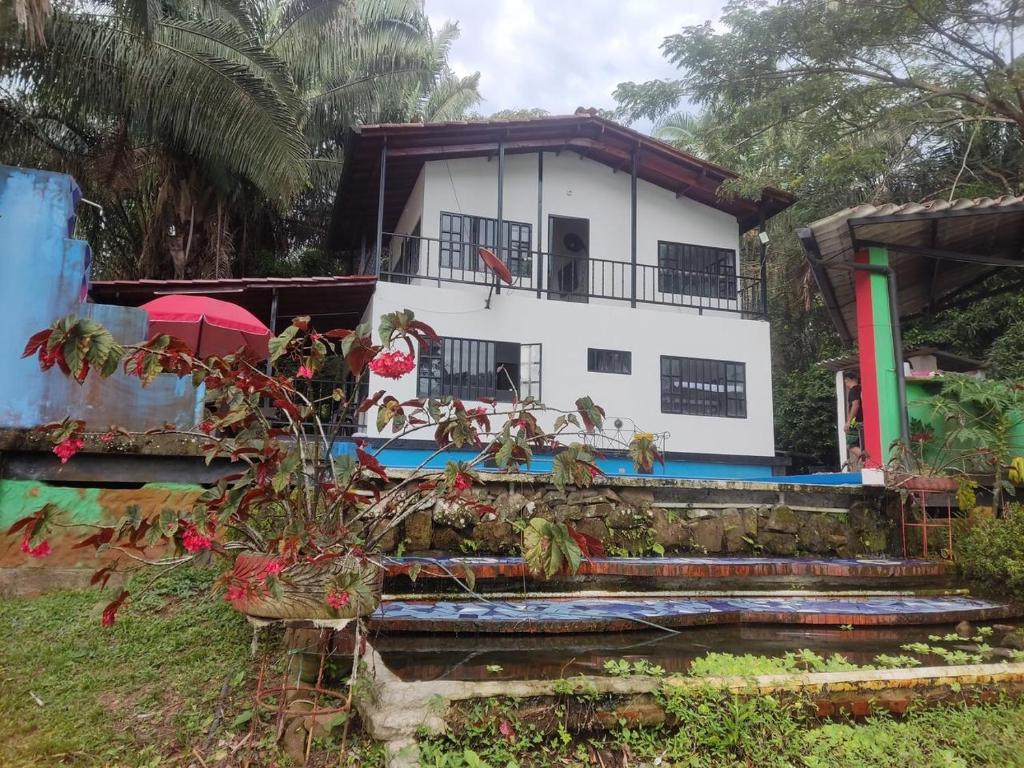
368,595,1021,634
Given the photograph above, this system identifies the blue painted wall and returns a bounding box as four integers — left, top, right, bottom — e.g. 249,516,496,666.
332,443,775,481
0,165,201,431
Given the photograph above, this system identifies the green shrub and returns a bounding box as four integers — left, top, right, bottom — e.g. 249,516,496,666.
957,504,1024,596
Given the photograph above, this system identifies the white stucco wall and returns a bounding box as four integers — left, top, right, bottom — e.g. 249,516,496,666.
364,280,775,457
362,149,774,459
419,152,739,262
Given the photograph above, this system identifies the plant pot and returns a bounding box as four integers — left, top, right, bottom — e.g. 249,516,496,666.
228,552,384,621
888,473,961,492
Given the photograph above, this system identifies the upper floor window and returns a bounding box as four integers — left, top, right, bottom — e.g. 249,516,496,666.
418,336,541,402
660,355,746,418
440,212,532,277
657,241,737,300
587,348,631,375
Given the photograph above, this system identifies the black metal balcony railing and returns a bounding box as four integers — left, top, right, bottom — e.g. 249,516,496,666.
377,232,766,318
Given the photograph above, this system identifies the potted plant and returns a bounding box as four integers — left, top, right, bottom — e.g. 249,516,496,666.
8,310,651,624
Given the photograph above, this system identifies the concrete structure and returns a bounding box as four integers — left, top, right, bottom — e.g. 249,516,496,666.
0,165,202,433
331,115,795,477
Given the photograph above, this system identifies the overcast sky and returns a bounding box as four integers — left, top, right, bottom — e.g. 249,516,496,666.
425,0,728,124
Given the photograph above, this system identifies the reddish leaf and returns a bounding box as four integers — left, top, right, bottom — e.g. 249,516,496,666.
5,516,36,536
356,447,388,481
567,525,606,560
358,390,386,414
90,565,115,589
72,527,115,550
102,590,129,627
22,329,52,358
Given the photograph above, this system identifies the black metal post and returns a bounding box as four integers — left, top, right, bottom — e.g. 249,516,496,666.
374,141,387,275
758,209,768,318
536,151,544,298
630,145,638,308
265,287,279,376
496,141,504,295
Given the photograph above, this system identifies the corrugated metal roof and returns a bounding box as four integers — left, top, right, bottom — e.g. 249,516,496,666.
90,275,377,333
798,196,1024,342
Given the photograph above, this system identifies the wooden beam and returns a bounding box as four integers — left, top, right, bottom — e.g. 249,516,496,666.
855,239,1024,268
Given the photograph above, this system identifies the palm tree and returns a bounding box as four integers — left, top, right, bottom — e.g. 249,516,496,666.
0,0,480,278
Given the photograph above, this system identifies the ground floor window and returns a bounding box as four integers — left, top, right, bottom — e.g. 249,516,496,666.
660,355,746,418
587,348,632,374
418,337,541,402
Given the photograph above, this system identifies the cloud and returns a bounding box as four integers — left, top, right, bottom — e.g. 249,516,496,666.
426,0,726,122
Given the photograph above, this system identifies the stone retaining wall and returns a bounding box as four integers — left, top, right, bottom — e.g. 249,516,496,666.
388,474,893,558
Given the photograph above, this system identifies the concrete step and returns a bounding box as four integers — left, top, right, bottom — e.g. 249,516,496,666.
368,595,1021,634
384,555,953,593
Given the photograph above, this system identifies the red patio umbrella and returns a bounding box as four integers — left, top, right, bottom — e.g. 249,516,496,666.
140,294,272,359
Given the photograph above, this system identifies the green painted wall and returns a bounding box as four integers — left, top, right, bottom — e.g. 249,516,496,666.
868,247,902,462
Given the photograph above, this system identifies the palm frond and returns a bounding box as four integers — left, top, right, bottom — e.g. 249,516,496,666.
424,70,480,122
22,12,309,203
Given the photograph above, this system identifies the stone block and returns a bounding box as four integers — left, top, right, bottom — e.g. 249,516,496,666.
689,517,724,552
798,514,844,555
759,531,798,556
618,488,655,506
404,510,432,551
574,517,610,544
651,508,691,549
433,499,475,528
431,525,465,552
474,520,514,554
766,505,800,534
721,508,747,553
606,506,648,529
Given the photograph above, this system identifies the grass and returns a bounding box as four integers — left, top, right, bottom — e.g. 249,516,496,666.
0,568,254,767
422,689,1024,768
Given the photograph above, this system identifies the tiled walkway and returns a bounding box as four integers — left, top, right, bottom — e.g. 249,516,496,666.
369,595,1021,634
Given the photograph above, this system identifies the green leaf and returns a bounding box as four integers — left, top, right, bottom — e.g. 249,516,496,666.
230,709,253,729
268,326,299,362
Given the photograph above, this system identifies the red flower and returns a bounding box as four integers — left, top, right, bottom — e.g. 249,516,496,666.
297,365,314,379
326,589,350,611
224,584,247,605
587,464,600,479
453,473,472,492
20,534,50,558
99,431,115,444
181,523,213,553
263,559,284,577
368,350,416,379
101,605,118,627
53,436,84,464
198,421,215,435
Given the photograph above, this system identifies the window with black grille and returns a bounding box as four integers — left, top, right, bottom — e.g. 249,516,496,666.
660,356,746,418
657,241,737,300
439,212,532,277
587,348,632,375
418,337,541,402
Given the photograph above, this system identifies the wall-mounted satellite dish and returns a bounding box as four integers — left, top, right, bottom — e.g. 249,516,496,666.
478,247,513,284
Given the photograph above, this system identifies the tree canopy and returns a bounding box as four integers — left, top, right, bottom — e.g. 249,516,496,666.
615,0,1024,467
0,0,481,279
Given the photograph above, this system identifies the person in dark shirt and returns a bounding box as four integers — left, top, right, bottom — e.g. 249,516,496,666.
844,371,863,470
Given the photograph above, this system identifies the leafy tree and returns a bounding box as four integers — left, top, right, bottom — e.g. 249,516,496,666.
0,0,480,279
615,0,1024,467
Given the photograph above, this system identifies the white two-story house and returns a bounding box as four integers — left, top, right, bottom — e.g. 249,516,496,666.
328,113,794,479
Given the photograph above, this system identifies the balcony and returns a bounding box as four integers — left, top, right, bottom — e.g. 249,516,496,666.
375,233,766,319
